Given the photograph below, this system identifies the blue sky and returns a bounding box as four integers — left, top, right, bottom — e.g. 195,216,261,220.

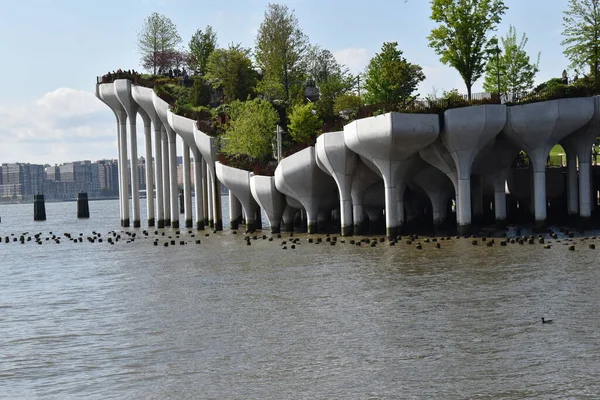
0,0,571,164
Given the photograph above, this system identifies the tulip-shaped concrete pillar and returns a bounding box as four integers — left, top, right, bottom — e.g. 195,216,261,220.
182,143,193,227
115,79,141,228
344,113,439,237
505,98,595,227
132,85,164,228
316,131,359,236
472,134,520,226
413,166,454,228
275,147,337,234
161,127,171,226
192,149,204,230
439,105,507,234
216,162,259,231
250,175,286,233
138,108,155,226
229,192,242,229
201,160,210,227
350,159,383,235
194,124,222,231
560,141,579,216
96,83,128,226
561,96,600,225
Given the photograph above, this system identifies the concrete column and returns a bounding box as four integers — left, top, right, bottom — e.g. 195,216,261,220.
580,159,592,218
282,205,297,232
250,175,286,233
457,178,472,229
119,119,130,227
471,175,483,223
206,162,213,227
168,130,179,228
128,118,140,227
142,117,155,227
229,192,241,229
161,128,171,226
567,151,579,216
492,170,508,224
182,143,193,228
213,169,223,231
116,122,123,224
154,125,165,228
193,151,204,230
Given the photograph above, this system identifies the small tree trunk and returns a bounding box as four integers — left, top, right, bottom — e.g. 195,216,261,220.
467,84,472,101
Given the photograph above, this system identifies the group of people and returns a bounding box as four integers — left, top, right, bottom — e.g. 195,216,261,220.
100,69,141,84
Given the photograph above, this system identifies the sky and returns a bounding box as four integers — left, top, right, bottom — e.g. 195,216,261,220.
0,0,571,165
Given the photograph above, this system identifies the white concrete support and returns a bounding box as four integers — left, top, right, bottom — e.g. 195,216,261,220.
471,175,483,222
250,175,286,233
192,150,204,230
413,165,454,228
440,105,507,234
316,131,359,236
115,80,141,228
141,111,155,227
206,168,214,227
566,149,579,216
96,83,129,227
182,143,193,228
168,130,179,228
580,159,592,219
492,169,509,222
131,85,163,228
193,122,222,231
161,128,171,226
229,191,242,229
420,140,459,224
505,98,594,227
274,147,338,234
154,125,165,228
344,113,439,237
215,162,259,231
350,159,382,235
204,160,212,227
282,204,298,232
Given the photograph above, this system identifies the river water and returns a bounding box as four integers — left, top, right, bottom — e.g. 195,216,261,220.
1,199,600,399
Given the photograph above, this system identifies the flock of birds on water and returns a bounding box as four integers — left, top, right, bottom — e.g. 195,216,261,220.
1,227,574,324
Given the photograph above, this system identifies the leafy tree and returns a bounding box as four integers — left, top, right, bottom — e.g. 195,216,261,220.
288,103,323,144
304,45,353,120
363,42,425,111
138,12,182,74
483,25,540,97
333,93,363,120
428,0,508,99
189,25,218,75
222,99,279,161
189,77,212,107
255,3,309,103
562,0,600,88
205,44,258,103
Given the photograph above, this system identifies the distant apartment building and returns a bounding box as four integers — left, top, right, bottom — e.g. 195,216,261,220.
0,163,45,200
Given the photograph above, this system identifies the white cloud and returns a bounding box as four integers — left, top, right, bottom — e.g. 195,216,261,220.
333,47,369,74
0,88,119,165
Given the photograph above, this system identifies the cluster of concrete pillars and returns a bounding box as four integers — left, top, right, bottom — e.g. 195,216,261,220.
95,80,222,230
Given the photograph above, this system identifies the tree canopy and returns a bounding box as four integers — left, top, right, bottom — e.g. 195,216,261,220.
288,103,323,144
205,44,257,103
137,12,182,74
364,42,425,111
483,25,540,98
188,25,218,76
255,3,308,103
221,99,280,162
562,0,600,87
428,0,507,99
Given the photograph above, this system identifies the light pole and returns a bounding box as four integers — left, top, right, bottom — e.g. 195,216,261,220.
495,44,501,101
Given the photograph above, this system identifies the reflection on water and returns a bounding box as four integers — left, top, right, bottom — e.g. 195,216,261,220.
1,199,600,399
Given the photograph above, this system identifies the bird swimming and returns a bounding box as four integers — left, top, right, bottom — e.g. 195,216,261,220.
542,317,553,324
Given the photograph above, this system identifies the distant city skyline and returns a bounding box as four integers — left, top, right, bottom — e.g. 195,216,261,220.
0,0,575,164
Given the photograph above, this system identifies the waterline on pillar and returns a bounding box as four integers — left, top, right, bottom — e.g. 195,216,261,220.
171,220,180,229
133,220,141,228
148,218,155,227
457,224,471,236
157,219,165,229
185,219,193,228
386,226,398,239
341,225,353,237
196,221,204,230
123,219,130,228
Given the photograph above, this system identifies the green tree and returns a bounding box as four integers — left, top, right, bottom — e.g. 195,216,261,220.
138,12,182,74
188,77,212,107
222,99,279,161
288,103,323,144
188,25,218,75
205,44,258,103
305,45,353,120
363,42,425,111
483,26,540,97
255,3,309,103
562,0,600,88
428,0,508,99
333,93,363,121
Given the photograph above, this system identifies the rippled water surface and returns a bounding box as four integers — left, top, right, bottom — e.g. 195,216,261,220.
1,199,600,399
